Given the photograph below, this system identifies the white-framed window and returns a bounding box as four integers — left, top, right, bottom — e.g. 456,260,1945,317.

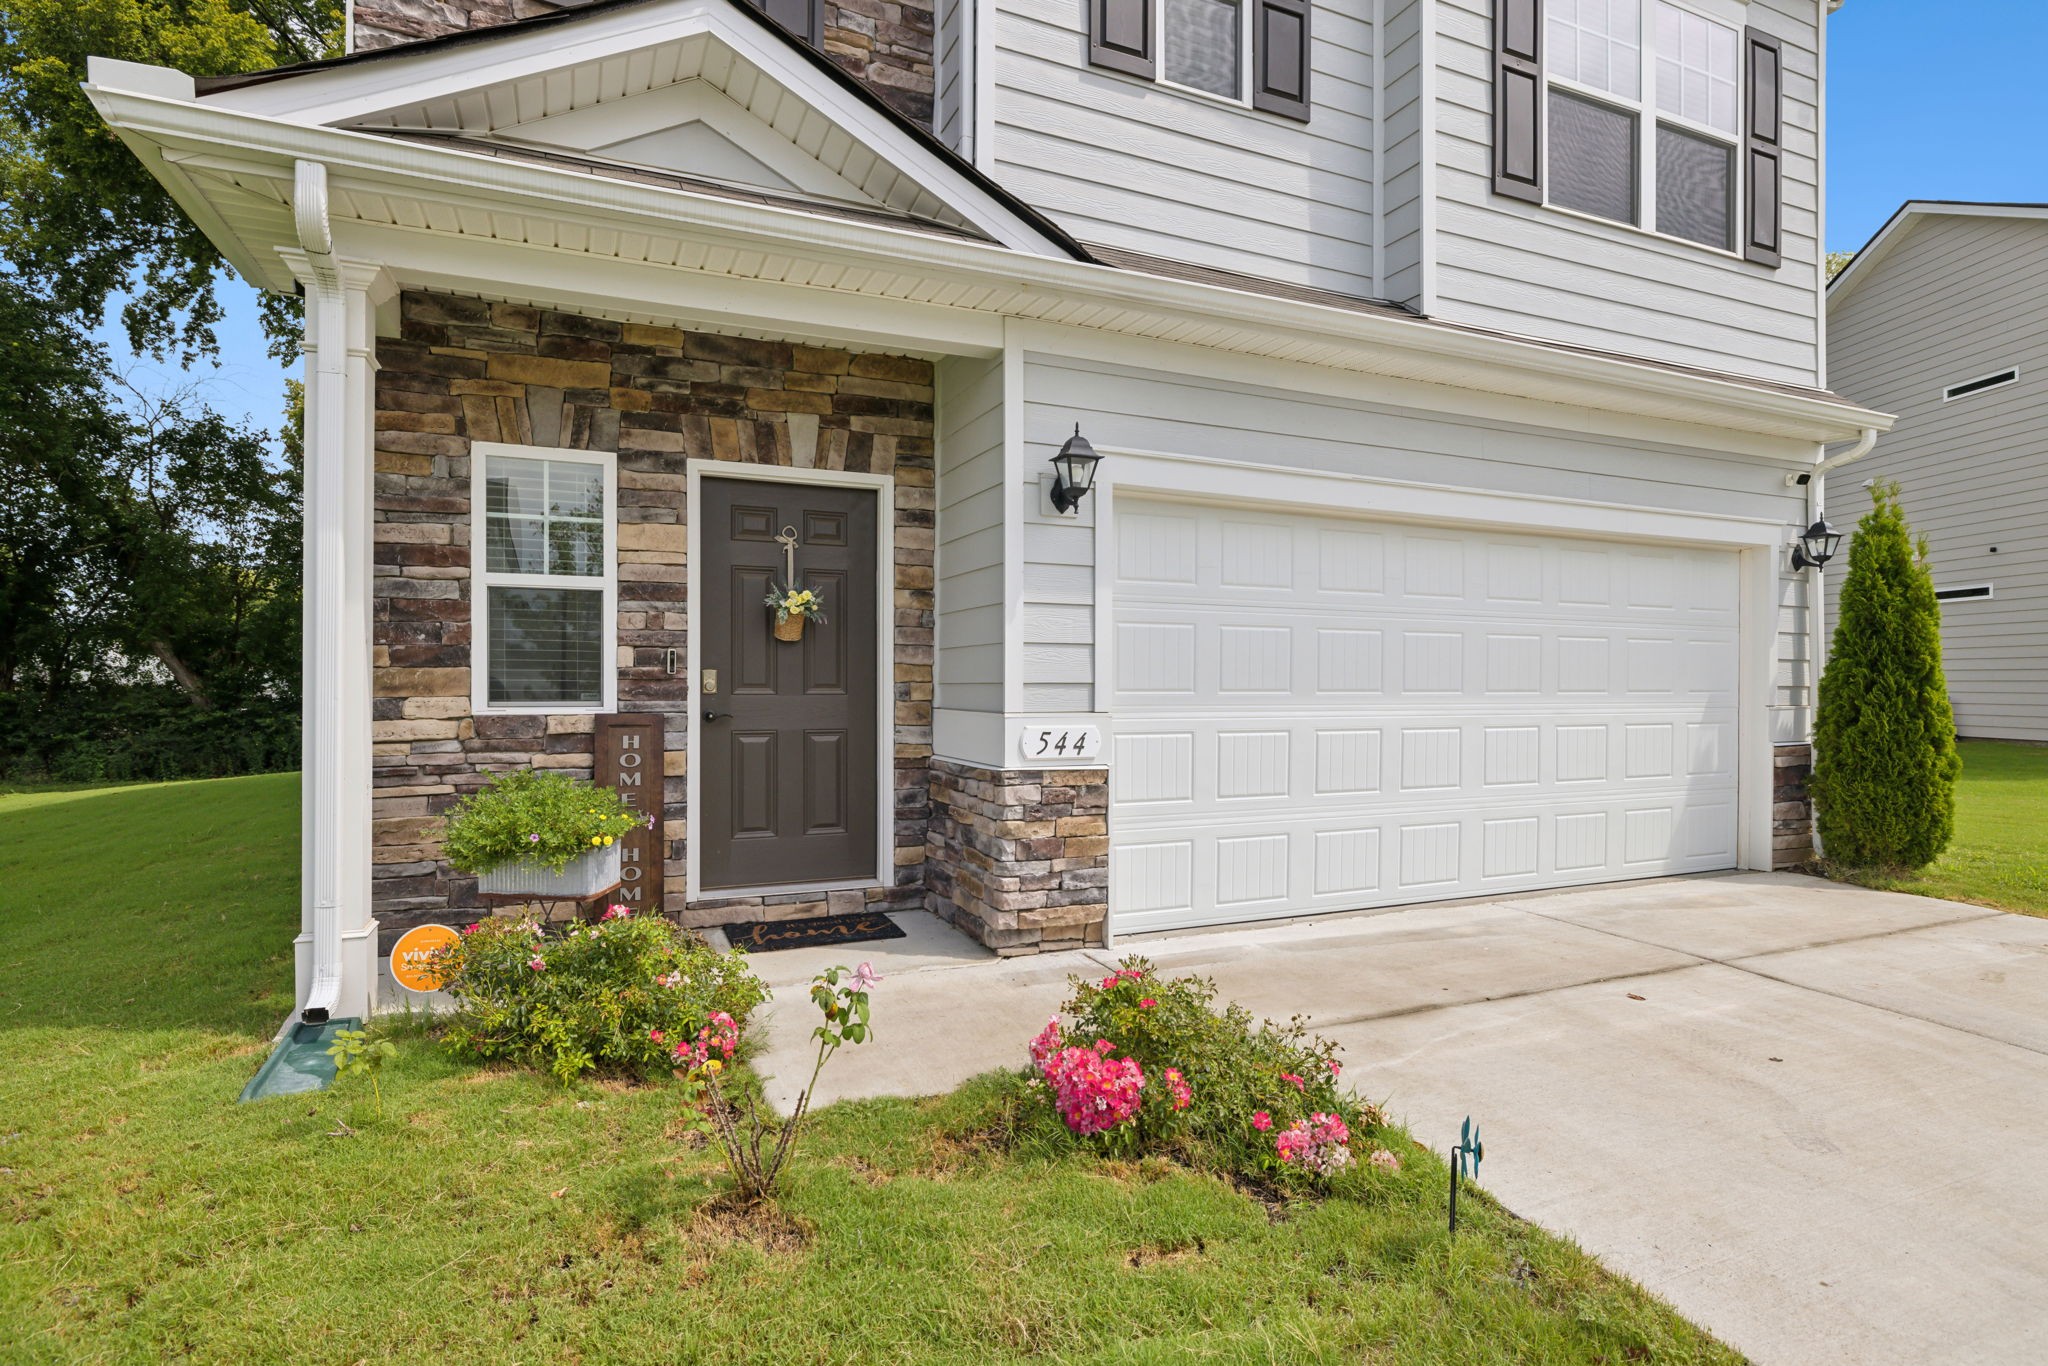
1544,0,1742,253
471,442,617,714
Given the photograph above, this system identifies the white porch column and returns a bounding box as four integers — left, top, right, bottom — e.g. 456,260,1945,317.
282,184,394,1023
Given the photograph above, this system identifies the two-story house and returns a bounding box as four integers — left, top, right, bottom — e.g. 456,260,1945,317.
87,0,1886,1024
1828,201,2048,743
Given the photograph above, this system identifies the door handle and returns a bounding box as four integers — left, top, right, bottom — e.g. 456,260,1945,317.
703,710,728,722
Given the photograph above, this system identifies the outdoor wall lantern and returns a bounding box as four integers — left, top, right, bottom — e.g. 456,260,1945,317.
1790,517,1843,571
1049,424,1101,514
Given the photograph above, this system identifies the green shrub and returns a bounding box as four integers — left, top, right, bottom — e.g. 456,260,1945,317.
436,911,768,1083
440,770,643,875
1811,481,1961,869
1025,958,1389,1189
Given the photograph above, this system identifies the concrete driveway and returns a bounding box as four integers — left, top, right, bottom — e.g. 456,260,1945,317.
748,873,2048,1366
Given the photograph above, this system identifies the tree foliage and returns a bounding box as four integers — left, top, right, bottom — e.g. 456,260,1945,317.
0,278,301,780
1810,481,1961,869
0,0,337,362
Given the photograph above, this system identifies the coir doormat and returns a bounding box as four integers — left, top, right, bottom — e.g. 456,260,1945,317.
721,912,906,953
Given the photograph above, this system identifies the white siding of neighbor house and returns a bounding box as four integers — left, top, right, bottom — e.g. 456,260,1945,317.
1826,213,2048,742
935,0,968,154
1426,0,1825,387
1377,0,1427,306
1020,349,1816,738
936,353,1009,715
986,0,1379,298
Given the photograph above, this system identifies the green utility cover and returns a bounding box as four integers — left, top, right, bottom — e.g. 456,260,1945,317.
238,1017,361,1103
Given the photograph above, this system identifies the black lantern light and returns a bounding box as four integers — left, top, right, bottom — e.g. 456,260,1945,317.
1049,424,1101,514
1791,516,1843,571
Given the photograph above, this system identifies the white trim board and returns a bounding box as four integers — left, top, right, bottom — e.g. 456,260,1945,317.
683,459,897,904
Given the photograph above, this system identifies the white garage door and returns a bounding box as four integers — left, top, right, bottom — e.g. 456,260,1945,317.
1110,498,1742,934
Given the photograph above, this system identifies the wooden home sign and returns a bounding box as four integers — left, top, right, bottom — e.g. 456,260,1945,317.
596,713,665,919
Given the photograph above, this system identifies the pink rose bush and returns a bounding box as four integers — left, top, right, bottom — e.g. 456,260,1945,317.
1015,957,1383,1188
436,912,766,1083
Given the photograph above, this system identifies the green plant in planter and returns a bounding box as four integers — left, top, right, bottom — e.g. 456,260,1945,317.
441,770,644,875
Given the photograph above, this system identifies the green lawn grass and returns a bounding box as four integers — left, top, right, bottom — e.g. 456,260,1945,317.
1828,739,2048,917
0,775,1737,1364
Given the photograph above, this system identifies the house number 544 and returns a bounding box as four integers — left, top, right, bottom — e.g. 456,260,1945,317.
1021,724,1102,763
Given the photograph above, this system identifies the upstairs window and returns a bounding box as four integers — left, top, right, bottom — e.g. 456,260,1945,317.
1089,0,1311,121
1494,0,1782,264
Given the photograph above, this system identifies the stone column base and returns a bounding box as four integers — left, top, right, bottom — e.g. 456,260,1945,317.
1773,743,1814,869
926,757,1109,955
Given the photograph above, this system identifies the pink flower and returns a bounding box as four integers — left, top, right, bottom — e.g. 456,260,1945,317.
1139,998,1156,1009
528,956,546,972
463,922,479,934
648,1028,664,1044
1327,1059,1342,1077
1275,1113,1353,1177
1251,1111,1272,1131
1029,1018,1064,1071
601,904,630,921
528,833,541,843
1281,1072,1305,1091
1100,976,1119,990
1162,1067,1191,1111
850,961,884,992
1369,1148,1401,1174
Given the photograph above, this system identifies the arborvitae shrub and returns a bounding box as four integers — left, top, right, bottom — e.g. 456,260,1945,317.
1809,481,1960,869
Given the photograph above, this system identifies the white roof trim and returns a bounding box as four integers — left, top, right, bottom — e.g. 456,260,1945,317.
88,82,1890,445
1828,201,2048,308
184,0,1070,257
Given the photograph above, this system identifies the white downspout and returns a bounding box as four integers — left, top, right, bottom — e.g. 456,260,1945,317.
296,159,347,1023
1788,425,1879,859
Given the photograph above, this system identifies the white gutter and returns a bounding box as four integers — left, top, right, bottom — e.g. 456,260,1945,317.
296,157,345,1024
1790,424,1879,857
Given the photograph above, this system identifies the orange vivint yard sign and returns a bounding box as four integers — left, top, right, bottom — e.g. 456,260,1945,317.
389,924,461,993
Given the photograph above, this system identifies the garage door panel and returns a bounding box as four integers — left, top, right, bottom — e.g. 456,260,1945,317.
1111,499,1742,933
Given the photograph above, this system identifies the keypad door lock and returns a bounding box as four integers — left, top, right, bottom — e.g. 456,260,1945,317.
700,669,718,694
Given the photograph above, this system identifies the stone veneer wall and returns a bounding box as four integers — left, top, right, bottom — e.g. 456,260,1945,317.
351,0,936,128
371,289,934,939
925,758,1110,955
1772,743,1814,870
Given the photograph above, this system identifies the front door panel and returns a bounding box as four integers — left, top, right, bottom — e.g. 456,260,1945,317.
701,478,879,890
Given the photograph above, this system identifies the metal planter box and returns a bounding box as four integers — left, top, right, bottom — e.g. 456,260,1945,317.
475,842,622,900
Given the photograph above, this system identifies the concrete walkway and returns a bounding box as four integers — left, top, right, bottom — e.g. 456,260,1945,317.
750,872,2048,1366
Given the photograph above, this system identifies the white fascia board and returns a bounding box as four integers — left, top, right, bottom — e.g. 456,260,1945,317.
187,0,1067,257
91,85,1891,445
1828,201,2048,309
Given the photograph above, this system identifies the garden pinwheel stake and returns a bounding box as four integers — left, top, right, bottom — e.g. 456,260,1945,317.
1449,1116,1484,1233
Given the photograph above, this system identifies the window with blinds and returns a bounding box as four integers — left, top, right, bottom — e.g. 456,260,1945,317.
476,449,614,711
1536,0,1743,252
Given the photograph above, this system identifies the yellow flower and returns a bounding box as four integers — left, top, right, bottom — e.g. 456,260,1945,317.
590,836,602,846
602,836,614,847
705,1059,723,1074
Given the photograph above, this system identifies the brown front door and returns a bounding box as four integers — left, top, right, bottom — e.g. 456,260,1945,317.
700,477,879,890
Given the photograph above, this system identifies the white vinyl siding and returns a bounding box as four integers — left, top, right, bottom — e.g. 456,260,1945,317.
935,0,969,153
1428,0,1822,386
988,0,1378,297
1827,213,2048,742
1025,350,1817,740
935,354,1009,714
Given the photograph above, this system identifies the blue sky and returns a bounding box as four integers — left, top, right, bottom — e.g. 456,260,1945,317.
115,0,2048,431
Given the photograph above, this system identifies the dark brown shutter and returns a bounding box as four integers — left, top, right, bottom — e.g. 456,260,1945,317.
1090,0,1155,79
1252,0,1311,121
1742,26,1784,267
755,0,823,46
1494,0,1543,203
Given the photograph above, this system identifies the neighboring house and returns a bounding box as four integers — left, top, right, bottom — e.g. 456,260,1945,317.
1827,201,2048,743
87,0,1887,1024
